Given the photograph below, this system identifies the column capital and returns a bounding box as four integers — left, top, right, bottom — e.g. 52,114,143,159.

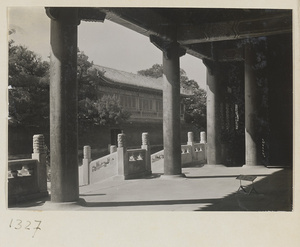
203,59,220,76
45,7,81,25
150,35,186,60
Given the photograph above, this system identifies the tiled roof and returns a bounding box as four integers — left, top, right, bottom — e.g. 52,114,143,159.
93,65,193,95
93,65,163,91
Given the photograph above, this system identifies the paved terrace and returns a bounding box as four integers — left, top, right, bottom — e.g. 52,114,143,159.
10,160,292,211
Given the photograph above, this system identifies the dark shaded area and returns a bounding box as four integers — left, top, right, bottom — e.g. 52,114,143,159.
197,169,292,211
79,193,106,197
143,173,162,179
218,61,245,166
265,33,293,167
9,195,50,208
107,8,290,26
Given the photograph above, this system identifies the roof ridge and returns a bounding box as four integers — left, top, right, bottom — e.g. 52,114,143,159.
92,64,192,95
93,64,161,80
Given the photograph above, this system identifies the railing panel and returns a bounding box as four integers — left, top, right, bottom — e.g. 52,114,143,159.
127,149,147,177
151,142,207,165
151,150,164,163
181,145,193,164
8,159,38,178
8,159,40,204
89,153,118,184
194,143,206,162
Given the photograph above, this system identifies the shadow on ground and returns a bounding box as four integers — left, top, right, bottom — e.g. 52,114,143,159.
78,198,218,208
8,168,292,212
194,169,292,211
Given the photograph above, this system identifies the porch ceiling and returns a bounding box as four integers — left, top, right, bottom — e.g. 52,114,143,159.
81,8,292,60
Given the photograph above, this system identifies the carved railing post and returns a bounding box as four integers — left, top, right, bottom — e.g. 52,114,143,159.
31,134,48,194
110,145,117,154
117,133,127,177
200,131,207,144
187,132,194,144
200,131,207,161
187,132,195,161
141,132,152,175
80,145,91,185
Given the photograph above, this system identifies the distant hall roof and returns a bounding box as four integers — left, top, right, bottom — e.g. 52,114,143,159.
93,64,192,95
94,65,163,91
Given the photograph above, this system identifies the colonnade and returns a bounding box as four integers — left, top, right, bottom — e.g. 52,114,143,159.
46,7,292,203
46,8,188,202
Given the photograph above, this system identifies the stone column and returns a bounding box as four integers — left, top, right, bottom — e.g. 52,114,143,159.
31,134,48,194
141,132,152,174
47,8,80,202
162,42,184,176
150,35,185,177
204,59,222,165
244,43,261,166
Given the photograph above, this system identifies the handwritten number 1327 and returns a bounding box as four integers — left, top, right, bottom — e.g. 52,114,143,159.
9,219,42,238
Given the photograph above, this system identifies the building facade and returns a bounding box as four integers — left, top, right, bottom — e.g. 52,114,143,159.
79,65,198,153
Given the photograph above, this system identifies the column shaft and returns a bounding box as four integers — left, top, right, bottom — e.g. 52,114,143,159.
206,64,222,164
49,8,79,202
244,44,260,166
162,44,182,175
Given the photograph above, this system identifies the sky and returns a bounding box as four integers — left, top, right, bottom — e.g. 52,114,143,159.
8,7,207,88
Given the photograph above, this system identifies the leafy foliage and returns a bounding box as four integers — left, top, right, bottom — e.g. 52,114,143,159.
137,64,163,78
183,87,207,130
8,34,130,129
97,95,131,126
8,37,50,127
77,50,99,102
138,64,192,88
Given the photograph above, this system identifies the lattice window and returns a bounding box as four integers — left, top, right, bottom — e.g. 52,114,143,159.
156,100,163,112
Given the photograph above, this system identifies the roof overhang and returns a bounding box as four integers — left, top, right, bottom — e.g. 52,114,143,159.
47,7,292,61
79,8,292,61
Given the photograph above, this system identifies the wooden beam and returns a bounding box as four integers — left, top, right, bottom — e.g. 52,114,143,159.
178,14,292,45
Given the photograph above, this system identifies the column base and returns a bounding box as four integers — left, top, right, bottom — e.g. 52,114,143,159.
44,198,86,210
203,164,226,168
242,164,266,168
160,174,186,179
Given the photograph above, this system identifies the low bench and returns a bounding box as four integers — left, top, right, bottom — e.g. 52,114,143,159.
236,175,258,195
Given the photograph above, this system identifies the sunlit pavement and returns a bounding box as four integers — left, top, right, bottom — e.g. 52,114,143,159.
10,159,292,211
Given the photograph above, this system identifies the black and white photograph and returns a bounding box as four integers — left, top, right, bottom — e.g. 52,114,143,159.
1,1,300,246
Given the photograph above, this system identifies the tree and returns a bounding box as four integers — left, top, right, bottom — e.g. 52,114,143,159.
77,50,99,102
138,64,207,130
8,38,130,129
137,64,163,78
183,87,207,130
77,50,131,129
97,95,131,126
8,35,50,127
138,64,191,88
